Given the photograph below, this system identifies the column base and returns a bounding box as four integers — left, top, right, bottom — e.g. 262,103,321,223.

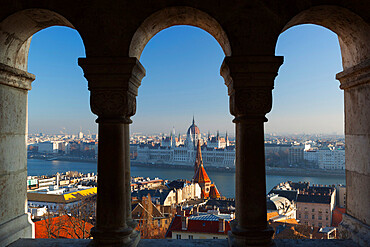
228,220,274,247
90,227,140,247
338,213,370,247
126,219,138,230
0,213,34,247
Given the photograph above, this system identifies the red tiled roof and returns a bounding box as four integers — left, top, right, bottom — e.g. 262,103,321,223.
332,207,346,227
166,215,231,238
209,184,221,199
35,215,93,239
193,164,211,184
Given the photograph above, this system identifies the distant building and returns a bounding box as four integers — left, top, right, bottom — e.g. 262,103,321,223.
131,181,201,207
78,131,84,139
136,117,235,167
37,141,59,153
27,187,97,213
336,185,346,208
271,181,336,228
264,143,291,155
318,147,345,170
165,209,233,239
303,148,319,164
288,145,304,165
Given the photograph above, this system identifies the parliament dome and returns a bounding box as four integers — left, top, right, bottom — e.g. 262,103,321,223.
187,117,200,135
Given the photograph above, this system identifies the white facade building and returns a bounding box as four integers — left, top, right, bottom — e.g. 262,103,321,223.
136,118,235,167
304,148,319,164
318,147,345,170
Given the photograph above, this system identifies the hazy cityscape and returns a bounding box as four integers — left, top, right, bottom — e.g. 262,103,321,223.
26,119,347,239
2,3,368,246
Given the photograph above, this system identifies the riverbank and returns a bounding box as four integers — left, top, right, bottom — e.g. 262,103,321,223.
27,158,345,178
131,162,345,178
27,159,346,197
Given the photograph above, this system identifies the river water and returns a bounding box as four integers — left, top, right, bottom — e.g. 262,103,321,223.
27,159,346,198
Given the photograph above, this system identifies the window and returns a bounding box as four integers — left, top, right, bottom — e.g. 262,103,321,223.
304,207,308,212
312,209,315,212
318,209,322,213
318,215,322,220
176,234,181,239
326,209,329,214
298,214,301,218
326,216,329,221
304,214,308,219
188,235,193,239
213,237,218,239
318,223,322,227
312,215,315,219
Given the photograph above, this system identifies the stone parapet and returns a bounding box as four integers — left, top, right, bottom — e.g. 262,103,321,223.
339,213,370,247
8,238,361,247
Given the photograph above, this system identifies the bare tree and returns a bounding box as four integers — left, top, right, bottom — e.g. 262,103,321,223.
58,196,96,239
41,210,65,238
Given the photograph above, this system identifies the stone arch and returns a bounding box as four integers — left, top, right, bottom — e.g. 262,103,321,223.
129,6,231,59
280,5,370,70
0,8,78,71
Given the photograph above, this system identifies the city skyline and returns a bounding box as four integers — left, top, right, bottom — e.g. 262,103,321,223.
28,25,343,135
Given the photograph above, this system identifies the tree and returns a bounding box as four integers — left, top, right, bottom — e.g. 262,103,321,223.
59,196,96,239
40,211,64,238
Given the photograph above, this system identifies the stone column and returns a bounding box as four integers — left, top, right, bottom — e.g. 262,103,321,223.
221,56,283,246
336,59,370,247
0,63,35,246
79,57,145,246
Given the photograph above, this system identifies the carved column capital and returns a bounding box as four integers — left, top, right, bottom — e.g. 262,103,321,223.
220,56,283,122
78,57,146,124
337,59,370,90
0,63,35,90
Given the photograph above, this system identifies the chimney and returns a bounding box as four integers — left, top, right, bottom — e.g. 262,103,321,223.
181,216,188,230
219,218,225,232
193,206,198,215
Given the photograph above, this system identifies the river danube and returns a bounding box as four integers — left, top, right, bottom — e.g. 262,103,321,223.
28,159,345,198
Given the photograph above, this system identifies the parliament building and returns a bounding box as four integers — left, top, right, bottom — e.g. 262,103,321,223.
136,118,235,167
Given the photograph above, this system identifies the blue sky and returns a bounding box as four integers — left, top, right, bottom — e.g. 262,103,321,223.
28,24,343,135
